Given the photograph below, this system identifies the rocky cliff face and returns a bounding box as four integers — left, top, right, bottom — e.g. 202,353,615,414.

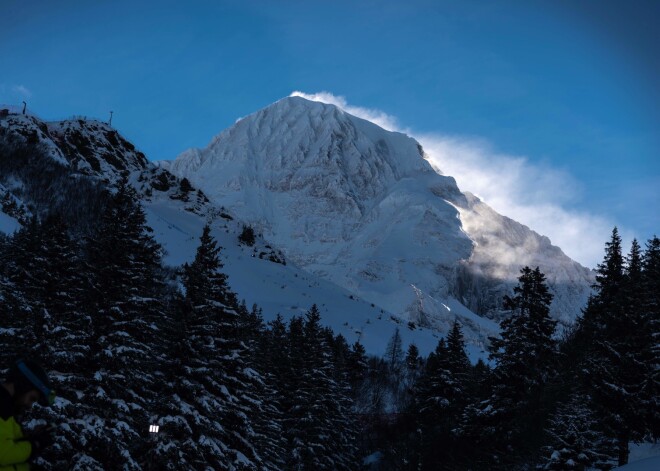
0,112,211,219
165,96,594,329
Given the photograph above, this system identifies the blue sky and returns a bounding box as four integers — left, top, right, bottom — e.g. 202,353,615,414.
1,0,658,267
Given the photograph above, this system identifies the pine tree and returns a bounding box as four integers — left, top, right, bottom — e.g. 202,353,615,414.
285,305,358,470
416,339,450,423
153,224,261,469
0,220,38,362
347,340,368,390
66,178,166,468
541,393,615,470
641,236,660,438
471,266,557,466
578,231,655,466
385,327,404,373
238,303,286,470
32,214,92,371
403,343,422,401
405,343,420,372
412,323,472,469
6,216,45,307
446,320,471,390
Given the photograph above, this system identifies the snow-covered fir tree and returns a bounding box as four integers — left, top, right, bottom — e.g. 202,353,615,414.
577,230,657,466
641,236,660,438
410,321,471,469
540,393,615,471
285,305,358,470
464,266,557,468
153,224,263,469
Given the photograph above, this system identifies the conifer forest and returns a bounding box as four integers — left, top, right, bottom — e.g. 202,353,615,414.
0,130,658,471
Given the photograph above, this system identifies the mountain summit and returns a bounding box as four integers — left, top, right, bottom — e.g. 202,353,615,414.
164,96,594,335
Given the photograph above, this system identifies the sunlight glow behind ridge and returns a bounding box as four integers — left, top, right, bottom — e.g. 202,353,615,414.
290,90,622,268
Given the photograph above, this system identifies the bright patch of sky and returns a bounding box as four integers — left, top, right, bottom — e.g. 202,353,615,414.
1,0,657,268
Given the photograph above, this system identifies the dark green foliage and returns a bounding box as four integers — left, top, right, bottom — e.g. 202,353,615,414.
462,266,557,468
159,224,262,469
404,343,423,396
410,322,472,469
384,327,404,374
238,225,256,246
282,306,358,470
151,171,172,192
576,230,657,466
347,340,368,390
641,236,660,439
180,177,194,193
72,178,165,467
540,394,615,470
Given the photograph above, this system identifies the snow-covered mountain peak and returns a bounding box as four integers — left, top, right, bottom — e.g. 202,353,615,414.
164,96,595,341
179,96,430,178
168,95,470,256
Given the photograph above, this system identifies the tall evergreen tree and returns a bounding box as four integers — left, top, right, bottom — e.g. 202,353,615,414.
540,393,614,470
641,236,660,438
347,340,368,390
0,220,38,362
467,266,557,467
446,320,471,389
412,322,472,469
384,327,404,373
153,224,262,469
31,214,91,370
68,178,166,468
578,231,655,466
403,343,422,401
285,305,358,470
238,303,286,470
384,326,405,406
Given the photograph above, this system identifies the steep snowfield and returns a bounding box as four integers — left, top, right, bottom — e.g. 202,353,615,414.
144,200,492,359
165,96,594,334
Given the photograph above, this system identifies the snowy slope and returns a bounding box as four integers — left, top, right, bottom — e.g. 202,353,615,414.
0,108,488,357
145,199,492,360
0,112,69,165
613,456,660,471
165,96,594,333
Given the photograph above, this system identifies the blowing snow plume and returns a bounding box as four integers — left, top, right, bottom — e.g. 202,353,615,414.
291,91,620,269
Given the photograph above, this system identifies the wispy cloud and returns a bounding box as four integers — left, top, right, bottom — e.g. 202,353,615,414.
11,84,32,98
290,91,621,268
418,135,621,268
290,91,399,132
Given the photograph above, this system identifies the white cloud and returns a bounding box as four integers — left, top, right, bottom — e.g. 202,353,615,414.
291,90,622,268
416,135,620,268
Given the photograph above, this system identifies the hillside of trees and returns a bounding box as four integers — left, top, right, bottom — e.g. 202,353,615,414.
0,142,657,469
